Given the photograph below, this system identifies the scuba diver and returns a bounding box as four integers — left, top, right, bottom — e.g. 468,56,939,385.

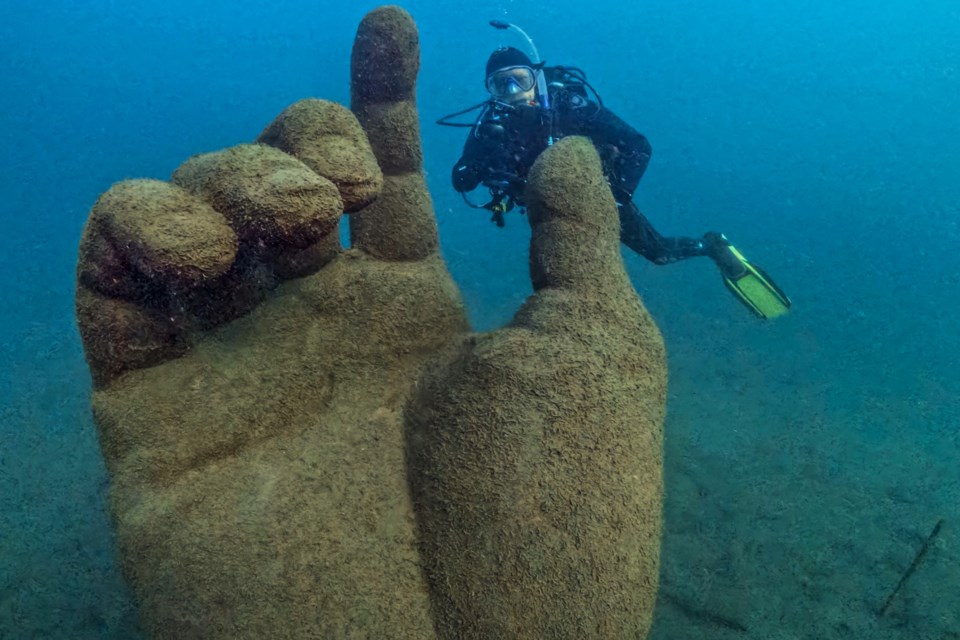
437,21,791,319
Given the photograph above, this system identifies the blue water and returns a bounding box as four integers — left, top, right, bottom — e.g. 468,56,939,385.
1,0,958,637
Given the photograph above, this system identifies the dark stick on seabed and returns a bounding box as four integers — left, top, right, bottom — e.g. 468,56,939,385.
878,517,945,617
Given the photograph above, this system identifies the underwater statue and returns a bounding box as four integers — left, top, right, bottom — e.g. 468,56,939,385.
75,6,666,639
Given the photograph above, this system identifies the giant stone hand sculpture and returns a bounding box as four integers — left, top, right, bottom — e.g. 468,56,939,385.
75,6,666,639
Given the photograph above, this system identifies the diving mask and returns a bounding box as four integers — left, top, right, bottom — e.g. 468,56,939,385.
485,65,537,98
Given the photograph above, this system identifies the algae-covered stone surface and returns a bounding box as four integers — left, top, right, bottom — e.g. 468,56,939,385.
74,6,666,639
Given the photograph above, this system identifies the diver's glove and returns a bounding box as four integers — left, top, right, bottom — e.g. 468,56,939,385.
702,232,792,319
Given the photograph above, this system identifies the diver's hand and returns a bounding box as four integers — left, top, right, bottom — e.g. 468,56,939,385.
77,7,666,639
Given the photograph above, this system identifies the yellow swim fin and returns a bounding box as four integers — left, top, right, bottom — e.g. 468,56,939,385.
707,233,791,319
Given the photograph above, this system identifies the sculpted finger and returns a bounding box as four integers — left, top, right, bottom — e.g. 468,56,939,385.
508,136,659,335
78,179,237,295
526,136,628,294
257,99,382,213
172,143,342,251
406,137,667,638
76,179,238,386
172,143,344,281
77,144,345,387
349,6,438,260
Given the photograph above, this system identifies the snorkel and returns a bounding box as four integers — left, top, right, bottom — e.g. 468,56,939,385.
488,20,551,111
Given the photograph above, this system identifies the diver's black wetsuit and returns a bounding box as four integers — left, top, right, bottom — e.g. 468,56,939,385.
451,82,707,264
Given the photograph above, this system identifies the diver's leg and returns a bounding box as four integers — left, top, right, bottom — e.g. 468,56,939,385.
618,201,707,265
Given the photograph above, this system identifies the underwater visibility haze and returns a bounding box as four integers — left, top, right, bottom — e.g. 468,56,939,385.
1,0,958,638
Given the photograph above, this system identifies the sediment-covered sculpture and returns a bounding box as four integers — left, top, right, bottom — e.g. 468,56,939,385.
75,6,666,639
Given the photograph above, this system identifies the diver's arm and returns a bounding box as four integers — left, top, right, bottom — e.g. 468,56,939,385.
452,132,487,193
568,104,652,205
559,101,722,266
579,110,708,264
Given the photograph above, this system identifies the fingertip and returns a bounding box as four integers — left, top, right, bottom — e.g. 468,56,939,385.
171,145,343,250
351,7,419,105
525,137,625,292
81,180,238,294
347,7,438,261
258,99,383,212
